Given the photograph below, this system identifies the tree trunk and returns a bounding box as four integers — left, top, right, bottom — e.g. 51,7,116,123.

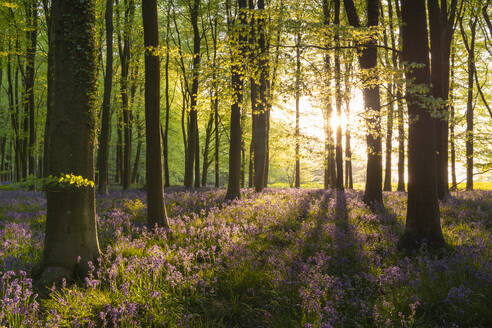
253,0,268,193
294,32,301,189
322,0,336,189
334,0,344,189
132,118,143,184
142,0,169,228
399,0,444,249
214,89,220,188
460,18,477,191
344,63,353,189
25,2,38,177
449,52,457,191
97,0,114,195
184,0,201,189
427,0,460,200
202,110,214,186
344,0,383,205
226,0,247,200
40,0,101,284
118,0,134,190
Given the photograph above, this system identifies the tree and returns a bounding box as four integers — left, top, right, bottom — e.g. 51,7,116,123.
427,0,462,200
460,14,478,191
344,0,383,205
253,0,269,192
334,0,343,189
399,0,444,249
97,0,114,195
226,0,247,200
142,0,169,228
184,0,202,189
39,0,101,284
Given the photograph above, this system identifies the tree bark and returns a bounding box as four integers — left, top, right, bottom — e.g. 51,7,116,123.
294,32,301,189
226,0,247,200
334,0,344,189
344,0,383,205
253,0,268,193
460,17,477,191
25,2,38,177
323,0,336,189
399,0,444,249
184,0,201,189
142,0,169,228
449,52,457,191
97,0,114,195
427,0,460,200
40,0,101,284
344,63,353,189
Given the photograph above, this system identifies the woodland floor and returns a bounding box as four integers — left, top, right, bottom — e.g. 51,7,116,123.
0,188,491,327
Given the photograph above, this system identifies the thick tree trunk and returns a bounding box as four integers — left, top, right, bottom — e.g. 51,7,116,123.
399,0,444,249
226,0,247,200
97,0,114,195
344,63,353,189
142,0,169,228
40,0,101,284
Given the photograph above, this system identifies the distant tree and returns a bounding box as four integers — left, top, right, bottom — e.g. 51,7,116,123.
344,0,383,205
184,0,202,189
226,0,247,200
142,0,169,228
427,0,462,200
97,0,114,195
334,0,343,189
399,0,444,249
460,14,478,191
39,0,101,284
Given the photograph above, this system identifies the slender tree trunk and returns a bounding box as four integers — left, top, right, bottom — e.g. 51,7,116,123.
40,0,101,284
118,0,134,190
344,63,353,189
163,36,171,187
323,0,336,189
344,0,383,205
334,0,343,189
131,117,143,184
294,32,301,189
428,0,460,200
184,0,201,189
226,0,247,200
202,110,214,186
214,91,220,188
399,0,444,249
142,0,169,228
253,0,268,193
449,52,457,191
460,18,477,191
97,0,113,195
25,2,38,177
194,119,200,188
